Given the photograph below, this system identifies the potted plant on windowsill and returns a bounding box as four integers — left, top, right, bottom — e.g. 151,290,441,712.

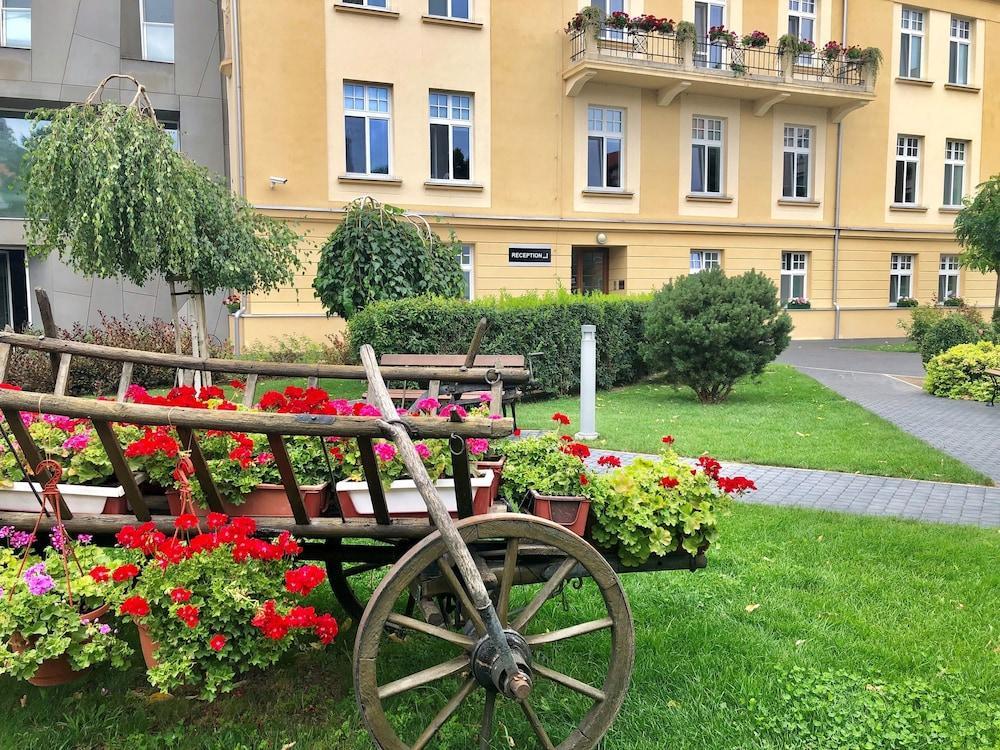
708,25,738,47
895,297,919,308
741,30,769,48
785,297,811,310
942,296,965,307
0,524,132,686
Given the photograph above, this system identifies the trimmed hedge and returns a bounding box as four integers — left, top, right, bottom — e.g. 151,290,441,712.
924,341,1000,402
347,292,650,395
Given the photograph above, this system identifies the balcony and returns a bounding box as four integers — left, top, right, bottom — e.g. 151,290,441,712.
564,25,876,121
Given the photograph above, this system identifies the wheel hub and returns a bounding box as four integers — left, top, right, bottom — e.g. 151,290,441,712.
471,629,533,699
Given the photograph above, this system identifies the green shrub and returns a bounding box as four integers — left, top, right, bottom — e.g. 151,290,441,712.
240,333,348,365
347,291,649,395
497,432,591,509
924,341,1000,401
643,269,792,403
917,314,982,363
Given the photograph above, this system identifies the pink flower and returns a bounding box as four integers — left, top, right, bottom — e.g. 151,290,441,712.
43,413,75,431
356,404,381,417
439,404,467,419
255,452,274,465
124,384,150,402
373,442,397,462
414,398,441,413
415,443,431,459
61,431,91,452
466,438,489,455
479,393,492,403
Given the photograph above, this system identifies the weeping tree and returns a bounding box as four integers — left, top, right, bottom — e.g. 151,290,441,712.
20,74,302,363
312,197,465,318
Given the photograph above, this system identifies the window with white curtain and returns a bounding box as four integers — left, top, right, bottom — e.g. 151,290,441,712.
899,8,924,78
691,116,723,195
938,255,960,301
780,252,808,303
690,250,721,274
889,254,914,304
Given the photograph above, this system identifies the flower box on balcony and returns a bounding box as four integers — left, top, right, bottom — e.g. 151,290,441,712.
336,470,495,519
0,483,127,515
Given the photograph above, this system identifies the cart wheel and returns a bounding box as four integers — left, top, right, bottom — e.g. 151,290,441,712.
354,514,634,750
324,538,405,621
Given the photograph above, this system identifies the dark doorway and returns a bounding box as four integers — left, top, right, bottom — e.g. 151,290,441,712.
0,248,27,330
571,247,608,295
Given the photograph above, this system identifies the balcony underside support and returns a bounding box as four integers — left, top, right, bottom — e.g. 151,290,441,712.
831,99,868,123
753,92,790,117
656,81,691,107
565,69,597,97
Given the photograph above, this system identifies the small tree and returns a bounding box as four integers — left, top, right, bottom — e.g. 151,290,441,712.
954,174,1000,310
644,269,792,404
312,197,464,318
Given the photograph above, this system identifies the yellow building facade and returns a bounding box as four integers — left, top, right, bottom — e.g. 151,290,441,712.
219,0,1000,344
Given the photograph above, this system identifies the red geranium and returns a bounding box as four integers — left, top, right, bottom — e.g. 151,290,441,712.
579,473,589,486
697,455,722,480
230,517,257,537
551,412,571,425
120,595,150,617
111,563,140,582
206,512,229,530
562,442,591,460
209,634,227,651
597,455,622,468
660,476,679,489
717,475,757,494
88,565,110,583
314,613,339,645
284,565,326,596
176,604,200,628
662,435,675,445
170,587,193,603
174,513,199,531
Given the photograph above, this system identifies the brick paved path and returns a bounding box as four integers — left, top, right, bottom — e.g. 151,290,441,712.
778,340,1000,484
587,450,1000,528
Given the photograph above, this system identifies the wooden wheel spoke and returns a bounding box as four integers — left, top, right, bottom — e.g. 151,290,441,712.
386,612,474,649
377,655,469,700
479,690,497,750
520,699,557,750
532,663,607,703
344,562,385,577
511,556,578,632
438,556,487,635
526,617,614,646
411,678,477,750
497,537,520,626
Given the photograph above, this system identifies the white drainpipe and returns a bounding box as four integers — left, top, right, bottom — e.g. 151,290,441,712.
832,0,848,340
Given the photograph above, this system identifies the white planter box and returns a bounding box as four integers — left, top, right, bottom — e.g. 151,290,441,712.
0,482,126,514
336,470,494,517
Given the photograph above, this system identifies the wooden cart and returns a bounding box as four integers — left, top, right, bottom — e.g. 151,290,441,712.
0,332,705,750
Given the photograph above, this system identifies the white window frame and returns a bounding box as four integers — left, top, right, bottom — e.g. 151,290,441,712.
780,251,808,303
343,0,390,8
943,139,967,208
428,0,469,20
0,0,30,49
429,91,473,182
140,0,174,64
949,16,971,85
344,82,392,176
894,135,921,206
788,0,816,64
694,0,727,67
592,0,626,40
587,105,624,190
690,250,721,274
938,255,960,302
457,244,474,300
690,115,724,196
889,254,914,304
899,8,924,79
782,125,812,200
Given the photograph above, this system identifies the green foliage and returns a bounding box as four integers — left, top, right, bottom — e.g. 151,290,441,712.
0,543,132,681
955,174,1000,308
924,341,1000,402
21,101,301,294
758,667,1000,749
916,314,984,363
347,290,650,395
895,296,918,308
675,20,697,42
497,433,590,508
643,269,792,403
240,333,349,366
312,198,464,318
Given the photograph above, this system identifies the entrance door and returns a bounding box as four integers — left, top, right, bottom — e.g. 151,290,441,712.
571,248,609,295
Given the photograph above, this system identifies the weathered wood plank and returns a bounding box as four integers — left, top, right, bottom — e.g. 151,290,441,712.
462,317,489,370
242,373,258,408
92,419,150,521
450,439,474,519
116,361,134,402
53,353,72,396
267,434,311,526
0,342,11,382
175,427,226,513
34,288,61,386
357,438,391,526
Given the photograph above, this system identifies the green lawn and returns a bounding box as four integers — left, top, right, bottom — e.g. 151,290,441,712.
842,341,920,353
516,365,989,485
3,504,997,749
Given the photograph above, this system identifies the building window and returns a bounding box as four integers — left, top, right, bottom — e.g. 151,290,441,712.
691,116,723,195
694,0,726,67
344,82,391,176
938,255,960,301
587,106,623,190
428,0,469,19
0,110,48,218
780,251,807,303
0,0,30,49
788,0,816,63
949,17,971,85
894,135,920,205
899,8,924,79
457,244,474,300
690,250,721,274
943,140,967,208
140,0,174,63
782,125,812,199
429,91,472,182
592,0,625,39
343,0,389,8
889,254,914,304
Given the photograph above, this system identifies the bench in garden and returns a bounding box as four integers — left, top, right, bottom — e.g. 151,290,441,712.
984,368,1000,407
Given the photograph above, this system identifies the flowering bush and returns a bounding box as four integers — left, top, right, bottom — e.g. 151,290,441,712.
708,25,738,47
742,30,769,48
0,525,132,681
497,414,594,508
587,441,751,565
606,10,631,29
821,40,844,60
112,515,338,699
631,14,674,33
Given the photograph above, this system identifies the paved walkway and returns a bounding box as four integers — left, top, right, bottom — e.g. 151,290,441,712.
778,339,1000,484
587,450,1000,528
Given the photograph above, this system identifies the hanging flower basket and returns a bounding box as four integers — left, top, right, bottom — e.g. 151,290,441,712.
10,603,111,687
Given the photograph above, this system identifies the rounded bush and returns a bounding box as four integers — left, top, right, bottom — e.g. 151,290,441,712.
643,269,792,403
918,314,981,363
924,341,1000,402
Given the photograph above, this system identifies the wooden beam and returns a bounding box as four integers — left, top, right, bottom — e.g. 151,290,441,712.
242,373,258,408
656,80,691,107
450,439,474,519
753,92,790,117
462,318,489,370
175,427,226,513
33,288,60,387
564,69,597,97
53,353,72,396
357,438,391,526
0,341,10,382
267,434,311,526
92,419,150,521
116,361,134,402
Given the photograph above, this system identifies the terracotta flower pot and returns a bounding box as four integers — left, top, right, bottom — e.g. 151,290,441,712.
11,603,110,687
528,491,591,536
135,622,159,669
166,483,330,518
476,456,505,507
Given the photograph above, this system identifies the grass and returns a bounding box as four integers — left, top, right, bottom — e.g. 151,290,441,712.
842,341,920,353
2,504,997,749
516,365,990,485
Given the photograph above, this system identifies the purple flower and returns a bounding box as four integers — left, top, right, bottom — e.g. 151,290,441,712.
479,393,492,403
20,412,36,426
373,443,397,462
97,623,111,635
77,534,93,545
49,524,66,552
10,531,34,549
414,398,441,414
357,404,380,417
488,414,502,420
62,431,91,452
0,525,13,539
396,407,408,416
24,563,55,596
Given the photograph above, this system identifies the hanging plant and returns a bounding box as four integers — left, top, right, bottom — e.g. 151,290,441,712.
21,75,301,295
